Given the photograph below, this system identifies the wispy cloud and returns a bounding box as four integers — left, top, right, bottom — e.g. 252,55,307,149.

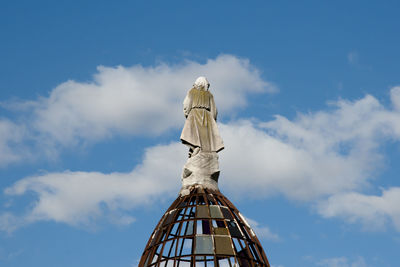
317,187,400,231
347,51,372,70
0,119,29,167
220,86,400,202
245,216,281,241
0,142,186,232
317,256,367,267
347,51,359,65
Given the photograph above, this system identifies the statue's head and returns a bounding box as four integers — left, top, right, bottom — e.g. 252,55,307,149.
193,76,210,91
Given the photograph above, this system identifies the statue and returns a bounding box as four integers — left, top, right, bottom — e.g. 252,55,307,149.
180,77,224,195
180,76,224,157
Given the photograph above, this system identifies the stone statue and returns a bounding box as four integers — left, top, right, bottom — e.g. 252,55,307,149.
180,77,224,195
180,76,224,156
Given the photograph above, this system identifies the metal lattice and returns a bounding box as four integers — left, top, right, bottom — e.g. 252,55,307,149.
139,187,271,267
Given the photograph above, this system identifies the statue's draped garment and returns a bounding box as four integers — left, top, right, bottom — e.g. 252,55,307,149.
180,88,224,152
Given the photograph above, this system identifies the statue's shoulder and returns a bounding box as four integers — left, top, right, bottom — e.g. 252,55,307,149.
188,88,197,95
205,90,214,99
188,88,200,96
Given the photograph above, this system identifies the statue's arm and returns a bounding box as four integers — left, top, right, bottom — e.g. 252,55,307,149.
183,93,191,118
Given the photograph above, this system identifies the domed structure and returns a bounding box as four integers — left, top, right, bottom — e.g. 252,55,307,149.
138,77,271,266
139,187,270,267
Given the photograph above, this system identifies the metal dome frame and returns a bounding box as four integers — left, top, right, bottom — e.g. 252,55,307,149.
139,187,271,267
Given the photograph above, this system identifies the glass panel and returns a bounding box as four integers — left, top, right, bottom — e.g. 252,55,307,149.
237,249,251,267
169,222,180,237
177,257,191,267
195,235,214,254
184,206,195,219
221,207,234,220
207,261,215,267
151,249,160,264
249,242,261,262
178,238,193,256
162,240,174,257
185,220,194,235
209,205,223,218
206,256,214,261
195,256,206,263
197,221,203,234
216,220,225,227
227,221,242,238
232,238,242,251
217,258,230,267
156,243,163,254
163,210,177,226
161,260,174,267
214,236,235,255
196,205,209,218
202,220,211,235
214,227,229,235
178,207,189,221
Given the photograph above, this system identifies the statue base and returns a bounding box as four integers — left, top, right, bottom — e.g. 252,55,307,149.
179,151,220,196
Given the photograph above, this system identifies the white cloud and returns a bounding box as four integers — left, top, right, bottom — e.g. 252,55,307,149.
244,216,280,241
0,119,29,167
2,48,399,235
219,119,377,201
317,187,400,231
390,86,400,111
25,54,274,146
217,88,400,230
3,78,400,232
0,142,186,231
0,212,23,234
0,54,274,167
221,88,400,202
317,256,367,267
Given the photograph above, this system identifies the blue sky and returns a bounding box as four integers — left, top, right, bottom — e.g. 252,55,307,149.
1,1,400,266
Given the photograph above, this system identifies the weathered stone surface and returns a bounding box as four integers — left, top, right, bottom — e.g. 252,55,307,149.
180,151,220,196
180,77,224,153
179,77,224,196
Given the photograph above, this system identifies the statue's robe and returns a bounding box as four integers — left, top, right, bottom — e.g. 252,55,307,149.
180,88,224,152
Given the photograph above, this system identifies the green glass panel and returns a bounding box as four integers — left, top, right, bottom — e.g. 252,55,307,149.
214,236,235,255
214,227,229,235
196,205,209,218
195,235,214,254
209,205,223,218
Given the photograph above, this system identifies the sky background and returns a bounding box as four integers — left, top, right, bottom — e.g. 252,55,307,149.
1,1,400,266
